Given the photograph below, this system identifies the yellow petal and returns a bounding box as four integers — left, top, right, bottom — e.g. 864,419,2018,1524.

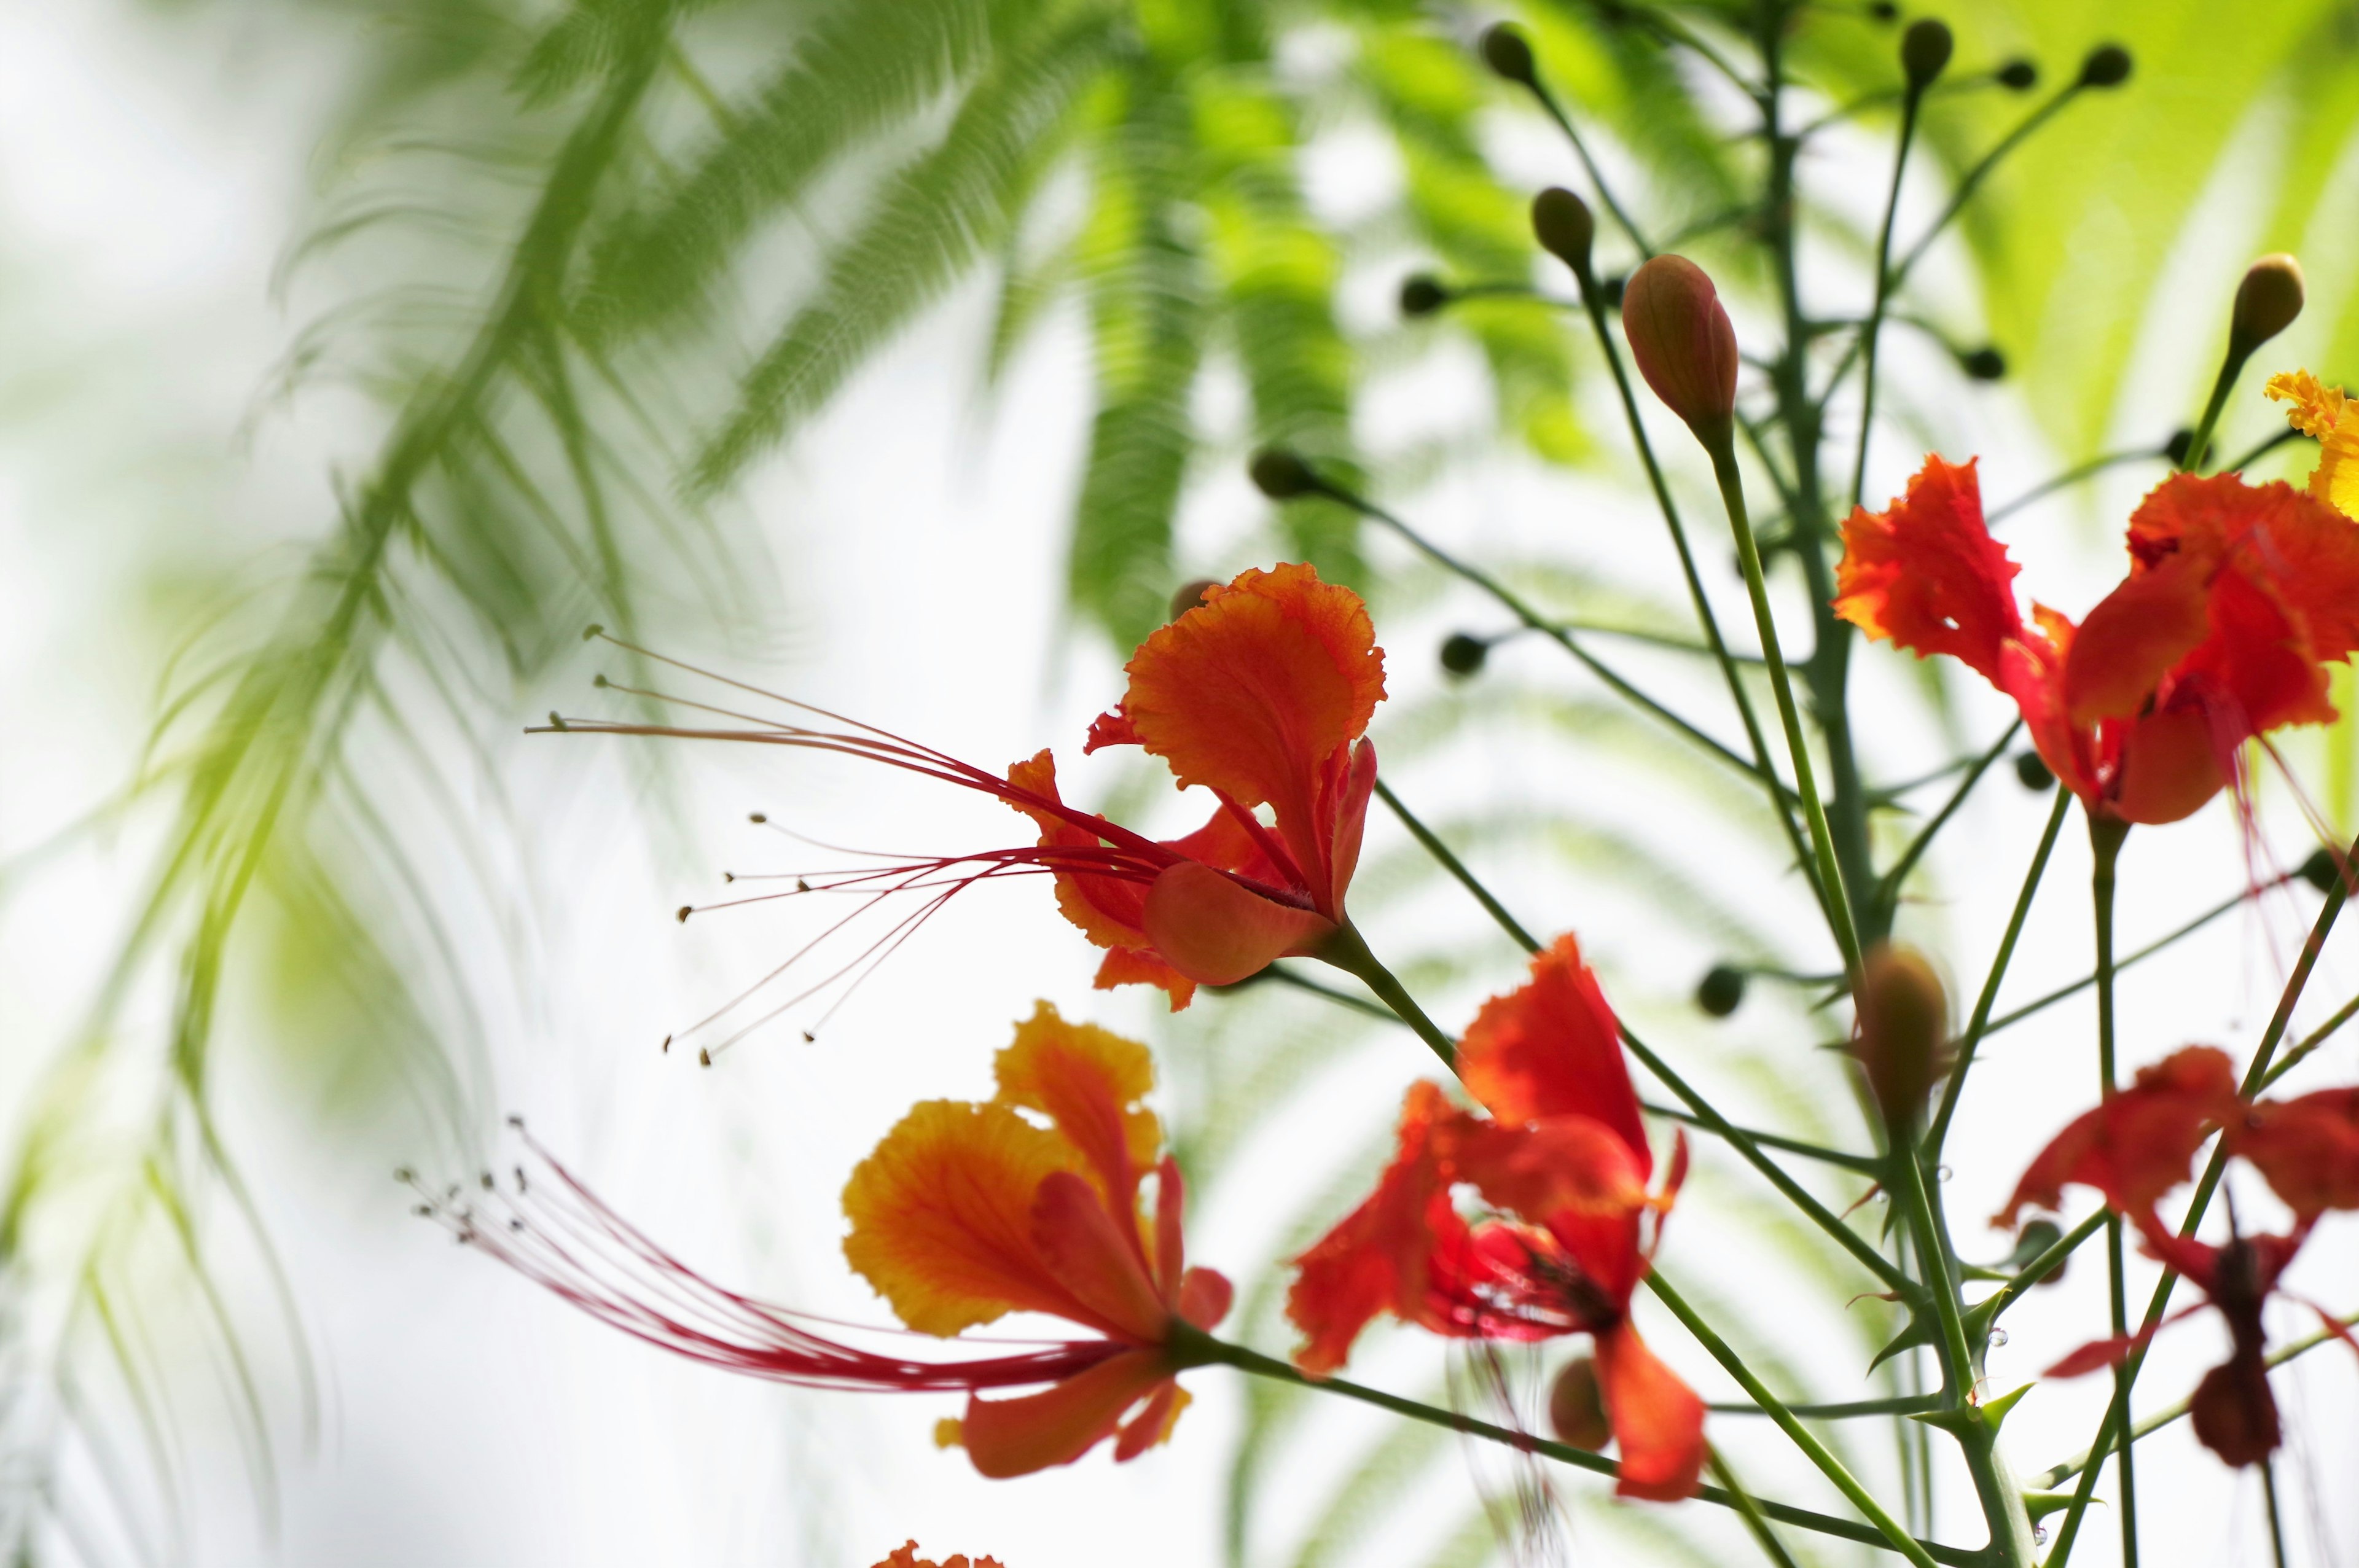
992,1001,1162,1209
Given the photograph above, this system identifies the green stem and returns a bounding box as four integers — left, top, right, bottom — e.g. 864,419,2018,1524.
1712,1394,1941,1419
1621,1025,1915,1293
1876,720,2021,923
2087,813,2137,1568
1985,445,2170,525
2262,1459,2290,1568
1643,1099,1882,1174
1372,779,1540,953
2257,983,2359,1090
1315,922,1456,1067
1979,877,2274,1041
1850,80,1924,511
1178,1329,1978,1564
1712,1446,1804,1568
2182,343,2252,473
1645,1271,1940,1568
1982,1209,2107,1327
1708,442,1864,973
1929,785,2070,1155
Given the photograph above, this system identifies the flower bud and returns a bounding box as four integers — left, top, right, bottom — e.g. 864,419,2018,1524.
2163,426,2196,466
1901,20,1953,91
2078,44,2132,89
1439,632,1489,677
1530,188,1595,281
1958,345,2006,381
2300,846,2347,895
1170,579,1219,622
1249,448,1318,499
2006,1217,2068,1285
2013,749,2055,792
1853,943,1951,1130
1480,23,1537,87
1621,256,1740,443
1696,963,1746,1019
1548,1357,1611,1451
1399,273,1448,318
1995,58,2038,92
2230,254,2305,353
1866,1,1898,21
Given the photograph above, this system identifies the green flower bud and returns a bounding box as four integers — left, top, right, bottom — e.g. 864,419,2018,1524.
2300,848,2347,895
1959,345,2006,381
1901,20,1953,90
1531,188,1595,281
2230,254,2305,353
2079,44,2132,89
2013,750,2056,792
1480,23,1537,86
1250,448,1318,499
1696,964,1747,1019
1853,943,1952,1131
1399,273,1449,317
1439,633,1489,677
1996,58,2038,92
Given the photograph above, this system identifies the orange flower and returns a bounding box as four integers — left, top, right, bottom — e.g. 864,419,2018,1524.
1284,935,1705,1501
574,564,1382,1020
872,1545,1004,1568
434,1006,1231,1480
1834,450,2359,824
1998,1045,2359,1467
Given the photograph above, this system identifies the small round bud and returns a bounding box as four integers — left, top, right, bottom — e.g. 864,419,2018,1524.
1600,273,1627,308
2013,750,2055,792
1867,1,1899,21
1901,20,1953,90
1250,448,1318,499
1170,578,1219,622
1696,964,1747,1019
1995,58,2038,92
1480,23,1536,86
1439,632,1489,677
1959,345,2006,381
1621,255,1741,443
2299,847,2346,895
2008,1217,2068,1285
1548,1357,1611,1451
2078,44,2132,89
2230,254,2305,352
1531,188,1595,281
1399,273,1449,317
581,623,604,641
2164,427,2196,466
1853,943,1952,1129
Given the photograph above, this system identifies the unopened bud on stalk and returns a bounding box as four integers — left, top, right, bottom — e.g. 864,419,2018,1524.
2300,847,2347,895
2229,254,2305,354
1853,943,1952,1130
1531,188,1595,282
1479,23,1537,87
1399,273,1449,317
2013,750,2055,792
2007,1218,2068,1285
1995,58,2038,92
1439,632,1489,677
1621,255,1740,445
2164,427,2196,466
2078,44,2132,89
1696,963,1747,1019
1169,579,1219,622
1548,1357,1611,1451
1901,20,1953,90
1249,447,1319,499
1959,345,2006,381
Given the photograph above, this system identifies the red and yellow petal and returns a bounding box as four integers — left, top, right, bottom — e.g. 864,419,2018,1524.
842,1099,1094,1336
991,1001,1161,1212
1029,1170,1169,1344
1093,946,1197,1012
1141,861,1334,986
955,1349,1178,1478
1995,1045,2241,1227
1458,934,1647,1168
2267,369,2359,522
1594,1324,1707,1501
1834,456,2025,685
1006,750,1156,951
2232,1086,2359,1219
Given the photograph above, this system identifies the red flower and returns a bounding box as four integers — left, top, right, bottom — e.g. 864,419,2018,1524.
1998,1045,2359,1467
1283,935,1705,1501
1834,454,2359,824
573,564,1382,1018
434,1007,1232,1478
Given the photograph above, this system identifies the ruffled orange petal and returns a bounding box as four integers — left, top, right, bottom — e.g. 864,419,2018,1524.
991,1001,1160,1214
1006,751,1156,951
1834,456,2024,685
2267,369,2359,521
1111,1380,1191,1462
1453,1117,1652,1238
1997,607,2096,803
2231,1086,2359,1219
956,1349,1178,1478
1594,1324,1707,1501
1141,861,1334,985
1093,946,1197,1011
1286,1082,1465,1375
842,1099,1098,1336
1995,1046,2241,1227
1457,934,1648,1170
2228,481,2359,662
2065,550,2213,724
2108,707,2228,825
1101,564,1384,901
1029,1171,1170,1343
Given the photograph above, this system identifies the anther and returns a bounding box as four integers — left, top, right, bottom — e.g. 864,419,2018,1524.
507,1114,526,1129
723,872,735,883
593,673,609,688
393,1167,414,1184
582,623,604,641
413,1204,433,1217
796,878,811,893
801,1030,816,1044
677,905,694,922
480,1172,495,1190
547,712,568,731
749,811,768,824
698,1048,713,1067
514,1166,528,1193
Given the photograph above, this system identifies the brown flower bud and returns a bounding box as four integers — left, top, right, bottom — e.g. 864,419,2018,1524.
1480,23,1536,87
1853,943,1952,1130
1621,255,1740,443
1548,1357,1611,1451
1169,579,1219,622
1531,188,1595,281
2230,254,2304,353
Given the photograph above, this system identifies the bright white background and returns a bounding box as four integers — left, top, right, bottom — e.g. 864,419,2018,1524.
0,4,2353,1566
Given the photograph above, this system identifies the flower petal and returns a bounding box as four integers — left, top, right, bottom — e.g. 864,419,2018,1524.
1030,1171,1170,1344
1141,860,1334,986
1286,1081,1462,1375
1995,1045,2240,1227
1458,933,1647,1169
1092,945,1197,1011
2232,1086,2359,1219
957,1349,1176,1478
992,1001,1161,1214
1452,1117,1653,1308
2189,1352,2281,1467
1594,1325,1707,1501
1178,1266,1234,1331
2065,550,2212,724
1111,1380,1190,1462
842,1099,1095,1336
1834,456,2024,685
2108,708,2228,825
